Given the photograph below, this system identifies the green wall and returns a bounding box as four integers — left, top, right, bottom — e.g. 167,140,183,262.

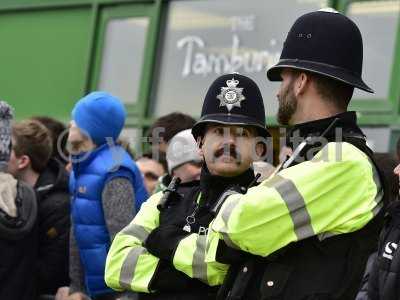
0,7,91,121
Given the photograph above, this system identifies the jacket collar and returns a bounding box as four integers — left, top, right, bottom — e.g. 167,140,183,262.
35,158,69,196
200,165,254,206
71,143,111,173
286,111,365,148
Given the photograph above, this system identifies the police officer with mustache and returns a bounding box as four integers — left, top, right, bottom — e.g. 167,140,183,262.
105,73,270,300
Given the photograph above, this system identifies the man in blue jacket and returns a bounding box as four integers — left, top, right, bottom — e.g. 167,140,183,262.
67,91,148,300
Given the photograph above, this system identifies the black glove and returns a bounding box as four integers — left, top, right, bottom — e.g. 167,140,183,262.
144,224,190,261
149,260,209,292
216,238,249,264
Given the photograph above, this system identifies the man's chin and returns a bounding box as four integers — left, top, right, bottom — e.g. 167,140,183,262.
213,163,243,177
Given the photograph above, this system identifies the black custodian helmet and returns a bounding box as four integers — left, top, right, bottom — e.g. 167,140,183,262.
192,73,270,139
267,8,373,93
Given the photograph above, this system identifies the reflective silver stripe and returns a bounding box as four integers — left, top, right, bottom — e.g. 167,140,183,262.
317,231,336,241
119,247,146,289
265,174,315,240
193,235,208,283
372,200,384,216
36,184,54,192
220,197,241,249
121,224,150,243
220,232,241,250
262,173,286,187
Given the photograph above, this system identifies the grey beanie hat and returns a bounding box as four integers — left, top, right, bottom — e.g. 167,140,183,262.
166,129,202,174
0,101,13,172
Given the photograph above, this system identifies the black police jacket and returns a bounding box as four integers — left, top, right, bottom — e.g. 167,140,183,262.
216,112,389,300
140,166,255,300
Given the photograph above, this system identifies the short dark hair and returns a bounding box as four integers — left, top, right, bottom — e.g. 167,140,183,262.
293,70,354,109
147,112,196,144
31,116,68,163
12,120,52,173
140,151,167,172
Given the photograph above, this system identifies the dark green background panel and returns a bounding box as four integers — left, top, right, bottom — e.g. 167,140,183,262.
0,7,91,121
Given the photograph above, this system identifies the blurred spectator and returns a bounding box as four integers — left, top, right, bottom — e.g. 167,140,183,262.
355,152,399,300
146,112,196,170
394,139,400,182
374,153,399,203
0,101,38,300
166,129,202,183
396,137,400,160
32,116,69,165
252,160,275,182
153,129,203,194
8,119,70,297
117,138,136,160
66,92,147,300
136,153,166,195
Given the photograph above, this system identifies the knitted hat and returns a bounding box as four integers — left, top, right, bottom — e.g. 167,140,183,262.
72,91,126,145
0,101,13,172
166,129,202,174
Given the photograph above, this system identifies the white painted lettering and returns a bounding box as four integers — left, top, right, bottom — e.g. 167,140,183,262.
177,34,280,78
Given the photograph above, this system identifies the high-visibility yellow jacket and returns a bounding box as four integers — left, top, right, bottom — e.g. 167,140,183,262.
105,141,382,292
207,142,382,273
104,185,229,293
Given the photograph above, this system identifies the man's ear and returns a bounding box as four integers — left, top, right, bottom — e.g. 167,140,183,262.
294,72,310,97
196,137,204,156
17,155,30,170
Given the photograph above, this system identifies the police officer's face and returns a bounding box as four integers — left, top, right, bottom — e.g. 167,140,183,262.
199,125,261,177
277,69,298,125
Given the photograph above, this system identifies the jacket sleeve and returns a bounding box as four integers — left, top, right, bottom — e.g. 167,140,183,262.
105,192,162,293
102,177,135,241
69,223,86,294
37,191,70,293
208,142,383,259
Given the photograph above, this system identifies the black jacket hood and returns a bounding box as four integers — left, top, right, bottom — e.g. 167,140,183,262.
35,158,69,198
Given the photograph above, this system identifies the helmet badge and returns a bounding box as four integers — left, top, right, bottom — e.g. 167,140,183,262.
217,78,246,112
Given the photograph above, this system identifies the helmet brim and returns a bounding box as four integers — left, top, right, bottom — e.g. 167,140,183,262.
267,59,374,93
192,113,271,140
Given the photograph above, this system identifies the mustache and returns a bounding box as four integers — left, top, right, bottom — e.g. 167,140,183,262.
214,144,241,160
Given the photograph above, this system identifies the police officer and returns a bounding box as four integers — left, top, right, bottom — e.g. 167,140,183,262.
200,9,388,300
104,73,270,299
